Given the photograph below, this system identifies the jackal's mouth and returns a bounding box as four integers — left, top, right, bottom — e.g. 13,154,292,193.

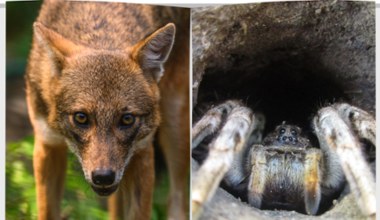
91,184,118,196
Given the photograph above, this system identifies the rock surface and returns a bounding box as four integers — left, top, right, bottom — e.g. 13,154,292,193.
192,1,375,113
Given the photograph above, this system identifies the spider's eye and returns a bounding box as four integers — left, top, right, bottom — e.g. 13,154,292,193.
279,128,286,134
120,114,135,128
73,112,89,126
291,129,297,136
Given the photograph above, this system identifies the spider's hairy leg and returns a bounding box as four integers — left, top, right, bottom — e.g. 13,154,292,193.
224,113,265,188
334,103,375,146
192,100,241,149
192,101,257,219
313,104,375,217
246,113,266,146
247,145,267,209
304,148,322,215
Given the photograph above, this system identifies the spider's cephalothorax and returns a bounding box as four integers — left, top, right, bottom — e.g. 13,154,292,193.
192,100,375,219
263,122,310,148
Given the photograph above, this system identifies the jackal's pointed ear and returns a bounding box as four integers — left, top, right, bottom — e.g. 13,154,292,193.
132,23,176,82
33,22,86,75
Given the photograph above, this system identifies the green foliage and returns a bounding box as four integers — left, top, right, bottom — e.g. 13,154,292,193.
6,1,41,78
6,137,169,219
6,136,36,219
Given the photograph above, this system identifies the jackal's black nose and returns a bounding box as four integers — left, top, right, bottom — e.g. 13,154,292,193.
91,169,115,186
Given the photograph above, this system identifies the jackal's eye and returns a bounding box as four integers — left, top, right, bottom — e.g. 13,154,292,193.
73,112,89,126
120,114,135,128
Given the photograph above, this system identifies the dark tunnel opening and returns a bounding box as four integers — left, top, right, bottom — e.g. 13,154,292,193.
195,52,349,137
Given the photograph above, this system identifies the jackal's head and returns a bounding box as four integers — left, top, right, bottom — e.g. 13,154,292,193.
33,22,175,196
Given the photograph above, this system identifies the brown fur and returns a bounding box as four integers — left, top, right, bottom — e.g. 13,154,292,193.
26,1,189,219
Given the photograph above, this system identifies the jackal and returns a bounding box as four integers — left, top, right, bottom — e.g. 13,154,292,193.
25,1,189,219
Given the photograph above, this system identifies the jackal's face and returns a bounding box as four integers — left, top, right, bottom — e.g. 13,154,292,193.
33,23,175,195
57,53,160,195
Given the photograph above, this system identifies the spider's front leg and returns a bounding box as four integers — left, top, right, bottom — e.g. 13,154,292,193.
191,100,263,219
303,148,323,215
247,145,267,209
192,100,241,149
313,103,376,217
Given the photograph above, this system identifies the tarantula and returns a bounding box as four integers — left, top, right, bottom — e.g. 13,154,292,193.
192,100,375,219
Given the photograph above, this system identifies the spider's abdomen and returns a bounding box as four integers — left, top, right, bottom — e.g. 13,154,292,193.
263,148,306,212
248,145,322,214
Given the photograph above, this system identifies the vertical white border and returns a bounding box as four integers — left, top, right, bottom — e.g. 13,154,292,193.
0,3,5,220
376,1,379,217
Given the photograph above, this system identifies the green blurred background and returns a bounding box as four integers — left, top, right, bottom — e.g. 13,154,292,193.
6,1,170,219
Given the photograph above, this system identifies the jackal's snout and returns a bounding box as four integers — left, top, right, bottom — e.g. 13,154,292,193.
92,168,116,186
90,168,119,196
